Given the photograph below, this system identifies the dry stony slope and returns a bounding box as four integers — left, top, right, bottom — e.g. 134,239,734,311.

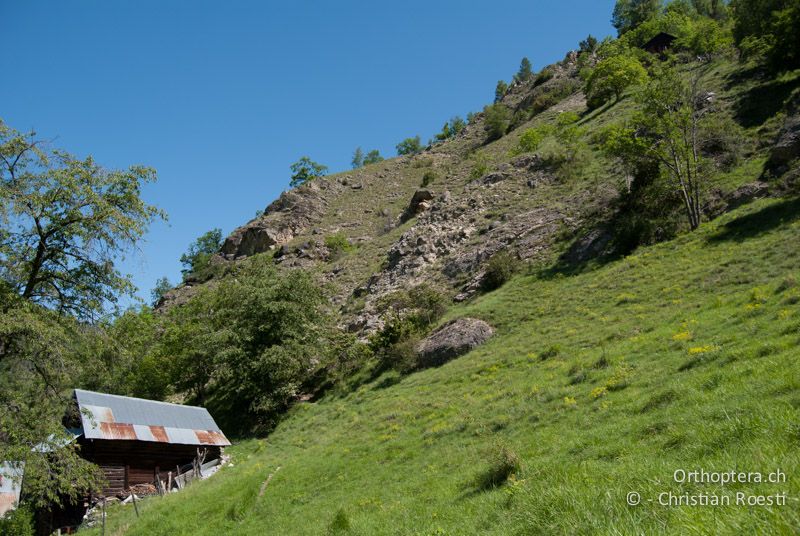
160,54,795,334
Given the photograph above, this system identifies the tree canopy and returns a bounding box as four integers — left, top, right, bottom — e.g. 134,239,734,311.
179,228,223,279
289,156,328,188
396,136,423,156
612,0,662,34
0,121,165,319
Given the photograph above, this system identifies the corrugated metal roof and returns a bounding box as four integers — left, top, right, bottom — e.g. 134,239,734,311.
0,462,24,518
74,389,230,447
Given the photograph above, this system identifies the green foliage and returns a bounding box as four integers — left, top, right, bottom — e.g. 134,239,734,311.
495,80,508,102
482,250,520,291
180,228,223,280
586,54,648,108
0,120,165,319
435,116,466,141
289,156,328,188
162,255,336,435
421,170,437,187
513,126,552,155
370,284,448,372
534,67,555,86
469,152,490,179
327,509,351,535
601,123,681,251
472,444,522,490
363,149,384,165
324,232,353,259
677,17,734,55
80,196,800,535
0,505,34,536
579,34,599,55
515,57,533,83
351,147,364,169
396,136,423,156
0,299,105,508
483,103,511,141
612,0,662,34
524,78,582,118
150,276,172,306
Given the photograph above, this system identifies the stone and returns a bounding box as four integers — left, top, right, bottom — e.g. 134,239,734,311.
416,318,494,368
766,115,800,173
400,189,435,222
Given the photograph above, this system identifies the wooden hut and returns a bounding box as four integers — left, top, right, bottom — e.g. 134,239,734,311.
642,32,677,54
66,389,230,496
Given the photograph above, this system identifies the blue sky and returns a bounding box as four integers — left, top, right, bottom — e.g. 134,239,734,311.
0,0,615,306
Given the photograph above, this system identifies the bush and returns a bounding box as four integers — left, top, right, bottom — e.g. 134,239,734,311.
363,149,384,165
324,232,353,259
289,156,328,188
396,136,423,156
482,250,520,291
370,284,448,373
180,228,223,281
470,152,490,179
495,80,508,102
472,444,522,490
0,505,34,536
161,256,335,435
585,55,648,108
421,170,437,187
513,126,551,155
483,103,511,141
539,345,562,360
534,67,555,86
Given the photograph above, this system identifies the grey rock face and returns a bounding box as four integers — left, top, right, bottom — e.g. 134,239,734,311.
416,318,494,368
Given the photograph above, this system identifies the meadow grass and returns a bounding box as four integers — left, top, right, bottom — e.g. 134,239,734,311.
85,196,800,535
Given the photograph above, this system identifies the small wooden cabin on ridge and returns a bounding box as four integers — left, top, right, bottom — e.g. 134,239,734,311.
65,389,230,496
641,32,677,54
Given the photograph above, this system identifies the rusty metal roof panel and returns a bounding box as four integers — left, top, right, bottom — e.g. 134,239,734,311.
74,389,230,446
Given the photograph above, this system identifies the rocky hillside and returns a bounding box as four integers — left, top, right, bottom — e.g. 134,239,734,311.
160,53,797,336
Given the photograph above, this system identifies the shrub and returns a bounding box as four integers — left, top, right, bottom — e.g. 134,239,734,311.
482,250,520,291
396,135,423,156
472,444,522,490
612,0,661,35
515,57,533,83
363,149,384,165
585,55,648,108
421,170,437,187
483,103,511,141
324,232,353,259
328,509,351,535
495,80,508,102
470,152,490,179
539,345,562,360
351,147,364,168
290,156,328,188
514,126,551,155
0,505,34,536
534,67,555,86
180,228,223,281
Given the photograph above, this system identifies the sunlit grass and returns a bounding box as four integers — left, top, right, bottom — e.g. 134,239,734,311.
85,197,800,535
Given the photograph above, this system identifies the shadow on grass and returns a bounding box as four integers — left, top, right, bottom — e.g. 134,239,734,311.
707,197,800,243
731,71,800,128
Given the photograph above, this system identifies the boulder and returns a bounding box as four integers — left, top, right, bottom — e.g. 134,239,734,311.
401,189,435,222
416,318,494,368
766,114,800,173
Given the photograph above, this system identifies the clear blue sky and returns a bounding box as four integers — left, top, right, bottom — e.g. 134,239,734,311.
0,0,615,306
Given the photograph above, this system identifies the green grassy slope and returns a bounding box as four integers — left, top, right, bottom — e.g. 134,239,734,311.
89,196,800,535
